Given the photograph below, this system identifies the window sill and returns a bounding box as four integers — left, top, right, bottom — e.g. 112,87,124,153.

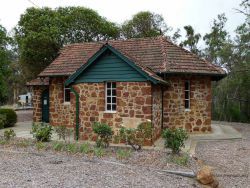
63,102,71,105
185,109,191,112
104,111,117,114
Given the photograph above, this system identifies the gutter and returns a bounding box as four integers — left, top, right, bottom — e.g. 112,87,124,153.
70,86,79,140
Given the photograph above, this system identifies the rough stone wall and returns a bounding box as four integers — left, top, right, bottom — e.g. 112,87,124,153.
163,76,212,132
152,85,163,139
73,82,153,141
49,77,75,128
33,86,47,122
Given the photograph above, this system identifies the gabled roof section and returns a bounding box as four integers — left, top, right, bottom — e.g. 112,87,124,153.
39,36,226,80
26,77,49,86
65,44,168,86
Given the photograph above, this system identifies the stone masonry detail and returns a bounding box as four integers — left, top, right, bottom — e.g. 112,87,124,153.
163,76,212,132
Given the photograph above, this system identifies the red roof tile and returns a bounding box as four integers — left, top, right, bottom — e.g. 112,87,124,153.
38,36,225,77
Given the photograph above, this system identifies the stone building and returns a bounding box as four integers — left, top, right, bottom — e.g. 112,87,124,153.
27,36,226,142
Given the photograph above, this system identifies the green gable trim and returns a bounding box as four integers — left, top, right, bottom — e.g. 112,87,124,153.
65,44,163,86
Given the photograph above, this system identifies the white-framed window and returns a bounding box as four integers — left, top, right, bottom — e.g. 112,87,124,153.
64,87,71,103
184,81,190,109
105,82,116,112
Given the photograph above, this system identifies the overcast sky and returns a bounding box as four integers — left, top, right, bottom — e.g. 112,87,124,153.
0,0,245,40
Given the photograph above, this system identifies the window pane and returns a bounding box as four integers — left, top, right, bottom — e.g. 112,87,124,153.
107,90,111,96
112,104,116,111
185,81,189,90
107,104,111,110
107,82,111,88
65,88,70,102
112,82,116,89
185,91,189,99
112,89,116,96
112,97,116,103
185,100,189,109
107,97,111,103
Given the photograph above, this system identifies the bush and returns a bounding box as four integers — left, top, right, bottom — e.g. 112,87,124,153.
79,142,91,154
119,121,153,151
93,122,113,148
162,128,188,154
52,141,64,151
4,129,16,141
55,125,73,142
0,109,17,128
0,114,6,129
31,122,53,142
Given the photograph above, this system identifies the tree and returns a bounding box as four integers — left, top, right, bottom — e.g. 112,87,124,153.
0,24,12,104
121,11,170,39
180,25,201,55
15,7,120,80
203,13,229,66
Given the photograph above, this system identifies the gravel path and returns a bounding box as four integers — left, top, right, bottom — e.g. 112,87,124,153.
16,110,33,122
196,122,250,188
0,148,198,188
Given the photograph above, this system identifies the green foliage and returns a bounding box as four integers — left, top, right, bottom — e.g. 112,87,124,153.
121,11,170,39
0,24,13,104
65,143,78,153
0,109,17,128
52,141,64,151
116,149,132,160
0,140,8,145
0,114,6,129
79,142,91,154
162,128,188,154
93,147,105,157
55,125,73,142
168,153,190,166
35,141,46,150
15,7,119,79
119,121,153,151
31,122,53,142
3,129,16,141
16,139,30,148
93,122,113,148
180,25,201,55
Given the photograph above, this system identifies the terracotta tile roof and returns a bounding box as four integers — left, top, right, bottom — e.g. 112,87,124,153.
26,77,49,86
39,36,226,77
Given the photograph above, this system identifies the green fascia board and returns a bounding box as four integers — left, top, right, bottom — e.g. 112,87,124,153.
65,44,161,86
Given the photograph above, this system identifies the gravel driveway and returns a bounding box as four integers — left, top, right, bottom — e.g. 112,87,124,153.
196,122,250,188
0,149,198,188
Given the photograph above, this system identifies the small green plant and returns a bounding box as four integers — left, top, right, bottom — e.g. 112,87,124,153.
93,147,105,157
65,143,78,153
119,121,153,151
162,128,188,154
0,109,17,128
116,149,132,160
0,140,8,145
36,142,46,150
169,153,190,166
31,122,53,142
4,129,16,141
0,114,6,129
52,141,64,151
93,122,113,148
79,142,91,154
55,125,73,142
16,139,30,148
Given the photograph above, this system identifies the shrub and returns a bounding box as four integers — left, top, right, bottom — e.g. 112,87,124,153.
36,142,46,150
0,109,17,128
65,143,78,153
31,122,53,142
4,129,16,141
93,147,105,157
55,125,73,142
52,141,64,151
162,128,188,154
80,142,91,154
119,121,153,151
93,122,113,148
116,149,131,160
0,114,6,129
